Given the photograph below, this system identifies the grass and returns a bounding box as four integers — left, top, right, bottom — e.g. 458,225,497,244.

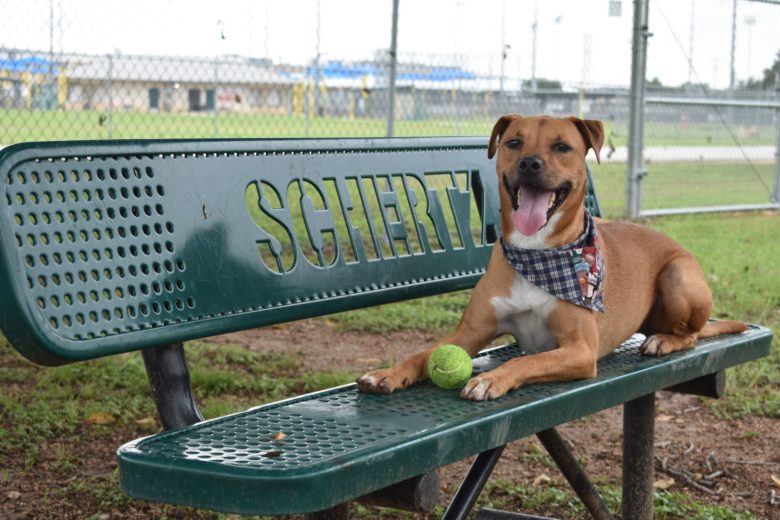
349,479,757,519
0,109,494,142
648,213,780,418
0,337,357,465
473,480,757,520
5,107,776,223
0,211,777,518
590,160,776,218
1,108,776,146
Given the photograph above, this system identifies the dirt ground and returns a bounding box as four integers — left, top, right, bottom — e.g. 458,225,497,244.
2,319,779,519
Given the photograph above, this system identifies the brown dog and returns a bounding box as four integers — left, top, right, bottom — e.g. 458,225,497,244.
357,114,747,401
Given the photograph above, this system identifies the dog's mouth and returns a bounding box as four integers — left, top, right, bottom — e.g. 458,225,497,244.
507,181,571,236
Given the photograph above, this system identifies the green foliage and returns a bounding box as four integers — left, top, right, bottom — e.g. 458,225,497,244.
327,290,471,333
2,108,776,147
478,480,755,520
654,491,756,520
750,49,780,90
0,211,776,516
649,213,780,418
591,161,776,219
0,338,357,463
0,349,151,462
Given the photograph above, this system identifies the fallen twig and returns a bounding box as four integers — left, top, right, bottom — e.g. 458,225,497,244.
705,452,718,473
655,456,722,496
725,458,778,466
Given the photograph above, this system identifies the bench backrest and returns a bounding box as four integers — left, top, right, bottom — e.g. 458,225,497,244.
0,138,601,366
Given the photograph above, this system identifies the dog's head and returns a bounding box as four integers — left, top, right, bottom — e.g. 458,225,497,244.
488,115,604,245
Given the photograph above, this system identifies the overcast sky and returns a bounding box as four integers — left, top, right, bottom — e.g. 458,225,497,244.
1,0,778,89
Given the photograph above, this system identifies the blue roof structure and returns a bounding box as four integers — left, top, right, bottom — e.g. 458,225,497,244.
0,56,57,73
305,62,475,82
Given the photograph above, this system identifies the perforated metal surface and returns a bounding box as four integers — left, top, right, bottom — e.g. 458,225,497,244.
119,325,772,515
0,139,604,365
0,138,505,364
4,162,191,342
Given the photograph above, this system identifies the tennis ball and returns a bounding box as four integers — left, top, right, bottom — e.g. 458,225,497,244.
427,344,472,390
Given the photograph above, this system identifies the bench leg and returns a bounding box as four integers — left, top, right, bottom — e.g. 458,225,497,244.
536,428,614,520
622,393,655,520
305,503,349,520
141,342,204,430
443,445,506,520
359,470,440,512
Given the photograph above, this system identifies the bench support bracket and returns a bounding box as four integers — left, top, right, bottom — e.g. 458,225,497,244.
537,428,614,520
141,342,204,430
443,445,506,520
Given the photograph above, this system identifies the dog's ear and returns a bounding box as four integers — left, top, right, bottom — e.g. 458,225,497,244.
568,117,605,164
488,114,518,159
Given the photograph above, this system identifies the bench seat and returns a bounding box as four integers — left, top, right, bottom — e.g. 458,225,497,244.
118,325,771,516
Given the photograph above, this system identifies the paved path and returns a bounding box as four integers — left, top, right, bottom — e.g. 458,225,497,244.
595,145,776,163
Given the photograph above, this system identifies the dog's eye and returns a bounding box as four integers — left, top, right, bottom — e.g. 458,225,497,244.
553,142,572,153
505,139,522,149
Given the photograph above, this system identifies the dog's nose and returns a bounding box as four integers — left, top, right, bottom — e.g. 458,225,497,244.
518,156,544,176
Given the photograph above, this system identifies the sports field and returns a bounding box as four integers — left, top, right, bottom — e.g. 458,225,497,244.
1,109,777,218
2,108,777,145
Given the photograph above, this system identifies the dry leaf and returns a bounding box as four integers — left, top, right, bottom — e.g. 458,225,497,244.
262,450,282,458
653,477,675,490
532,473,551,486
5,491,21,501
85,411,115,425
656,414,674,422
771,474,780,489
135,417,157,432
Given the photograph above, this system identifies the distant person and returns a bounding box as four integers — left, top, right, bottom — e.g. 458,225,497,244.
607,129,617,159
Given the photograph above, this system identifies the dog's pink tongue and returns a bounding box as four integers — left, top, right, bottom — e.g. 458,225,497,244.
512,186,553,236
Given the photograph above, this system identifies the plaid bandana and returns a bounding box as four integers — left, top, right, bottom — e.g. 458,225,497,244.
500,211,605,312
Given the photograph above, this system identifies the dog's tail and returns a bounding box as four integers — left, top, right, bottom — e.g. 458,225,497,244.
699,320,749,338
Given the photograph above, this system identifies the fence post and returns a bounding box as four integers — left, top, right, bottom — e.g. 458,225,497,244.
626,0,650,219
107,53,113,139
774,71,780,205
386,0,400,138
212,59,219,138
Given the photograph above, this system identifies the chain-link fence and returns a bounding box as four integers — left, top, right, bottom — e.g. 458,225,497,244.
1,0,778,218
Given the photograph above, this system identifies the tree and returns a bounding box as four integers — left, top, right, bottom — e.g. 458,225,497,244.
742,50,780,90
759,50,780,89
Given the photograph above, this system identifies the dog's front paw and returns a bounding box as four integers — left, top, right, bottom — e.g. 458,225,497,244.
460,375,510,401
640,333,696,357
357,368,415,394
640,335,665,357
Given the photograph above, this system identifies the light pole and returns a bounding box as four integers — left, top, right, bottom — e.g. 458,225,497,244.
530,2,538,92
386,0,399,137
314,0,322,119
729,0,737,91
687,0,695,87
744,15,756,81
499,0,507,96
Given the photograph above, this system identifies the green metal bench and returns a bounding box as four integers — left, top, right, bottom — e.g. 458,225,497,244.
0,137,772,519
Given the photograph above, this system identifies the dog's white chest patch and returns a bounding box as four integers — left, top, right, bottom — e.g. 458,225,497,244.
490,274,557,353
